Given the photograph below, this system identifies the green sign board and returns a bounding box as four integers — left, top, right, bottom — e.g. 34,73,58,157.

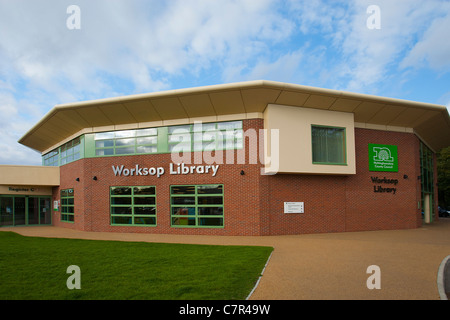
368,144,398,172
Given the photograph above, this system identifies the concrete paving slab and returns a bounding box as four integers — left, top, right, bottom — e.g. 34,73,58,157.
2,218,450,300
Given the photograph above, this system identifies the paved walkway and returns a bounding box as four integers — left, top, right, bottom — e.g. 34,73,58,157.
2,219,450,300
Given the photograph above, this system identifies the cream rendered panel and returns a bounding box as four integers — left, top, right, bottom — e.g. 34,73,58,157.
0,165,60,186
264,104,356,175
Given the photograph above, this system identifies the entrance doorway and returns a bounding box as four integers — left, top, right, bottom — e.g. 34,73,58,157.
0,196,51,227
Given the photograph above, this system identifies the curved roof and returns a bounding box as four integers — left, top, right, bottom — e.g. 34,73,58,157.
18,80,450,153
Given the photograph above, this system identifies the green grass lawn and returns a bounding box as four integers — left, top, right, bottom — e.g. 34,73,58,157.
0,232,273,300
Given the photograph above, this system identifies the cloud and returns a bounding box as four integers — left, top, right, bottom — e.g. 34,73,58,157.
401,10,450,71
0,0,449,166
0,0,295,161
280,0,450,95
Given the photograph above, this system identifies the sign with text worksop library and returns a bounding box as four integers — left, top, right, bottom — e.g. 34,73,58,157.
368,144,398,172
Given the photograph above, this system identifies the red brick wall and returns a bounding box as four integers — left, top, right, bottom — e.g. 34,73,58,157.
53,119,266,236
265,128,423,235
52,121,428,236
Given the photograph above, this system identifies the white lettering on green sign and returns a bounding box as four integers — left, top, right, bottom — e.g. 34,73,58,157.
368,144,398,172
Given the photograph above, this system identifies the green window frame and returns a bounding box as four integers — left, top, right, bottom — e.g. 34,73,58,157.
311,125,347,165
43,136,84,167
95,128,158,157
44,121,244,165
61,189,75,223
168,121,243,153
170,185,224,228
110,186,157,226
60,137,81,165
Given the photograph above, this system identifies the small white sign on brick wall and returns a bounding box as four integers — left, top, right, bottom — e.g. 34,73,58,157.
284,202,304,214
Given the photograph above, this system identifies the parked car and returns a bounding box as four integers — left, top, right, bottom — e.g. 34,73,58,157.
438,206,450,217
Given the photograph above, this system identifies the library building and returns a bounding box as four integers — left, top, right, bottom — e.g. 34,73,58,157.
1,80,449,236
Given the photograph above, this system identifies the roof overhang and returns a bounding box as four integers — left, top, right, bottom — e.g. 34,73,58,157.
18,80,450,153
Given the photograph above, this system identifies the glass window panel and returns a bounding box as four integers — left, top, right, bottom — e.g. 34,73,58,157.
111,207,132,215
73,144,81,153
134,197,156,205
136,128,157,136
197,196,223,205
136,146,157,154
217,121,242,130
172,197,195,205
171,207,196,216
198,218,223,226
169,134,190,143
134,207,156,215
198,207,223,216
115,147,135,155
112,216,132,225
115,138,135,147
168,125,191,134
171,186,195,194
134,216,156,225
96,148,114,156
193,123,216,132
111,187,132,195
133,186,156,195
137,137,157,145
96,140,114,148
202,132,216,141
115,130,136,138
95,132,115,140
172,217,196,226
197,185,223,194
66,206,74,214
312,126,345,164
72,137,80,145
111,197,132,205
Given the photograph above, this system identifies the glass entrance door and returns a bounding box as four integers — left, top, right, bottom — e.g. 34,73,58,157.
28,197,40,225
39,198,51,225
0,197,14,226
0,196,52,226
14,197,26,226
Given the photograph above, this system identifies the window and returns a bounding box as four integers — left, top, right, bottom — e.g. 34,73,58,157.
171,185,224,228
95,128,158,156
110,186,157,226
43,150,59,167
43,136,84,167
44,121,245,164
311,126,346,165
169,121,243,152
60,137,81,165
61,189,75,222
